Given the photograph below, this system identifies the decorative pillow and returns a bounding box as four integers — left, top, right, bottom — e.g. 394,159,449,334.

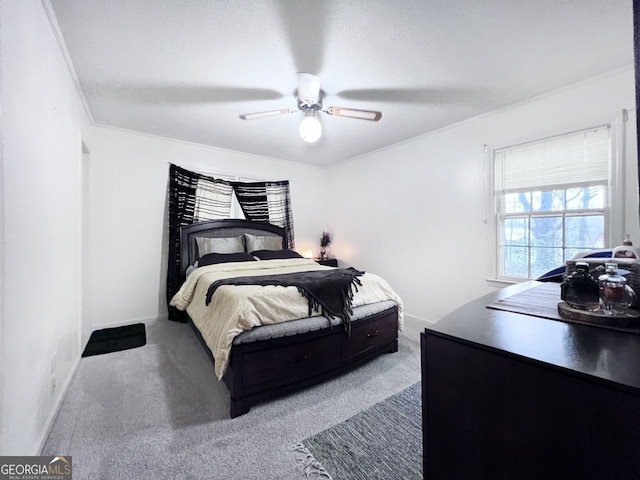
198,252,256,267
196,236,244,256
252,249,303,260
244,233,283,252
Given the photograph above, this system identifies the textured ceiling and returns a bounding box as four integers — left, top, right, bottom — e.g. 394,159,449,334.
49,0,634,166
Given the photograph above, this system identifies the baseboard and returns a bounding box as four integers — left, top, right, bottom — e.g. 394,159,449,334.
403,312,437,325
35,355,81,455
91,315,164,331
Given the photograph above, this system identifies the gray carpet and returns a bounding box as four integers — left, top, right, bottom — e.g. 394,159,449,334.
294,382,422,480
42,315,425,479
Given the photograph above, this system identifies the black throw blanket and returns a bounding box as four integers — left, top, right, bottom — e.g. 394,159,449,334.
205,267,365,335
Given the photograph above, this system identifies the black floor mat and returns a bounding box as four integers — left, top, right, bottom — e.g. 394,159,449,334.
82,323,146,357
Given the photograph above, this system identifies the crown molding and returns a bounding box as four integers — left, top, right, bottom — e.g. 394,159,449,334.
40,0,94,123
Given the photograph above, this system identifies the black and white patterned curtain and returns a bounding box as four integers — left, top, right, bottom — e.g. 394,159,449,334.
166,164,295,321
232,181,295,248
167,164,233,321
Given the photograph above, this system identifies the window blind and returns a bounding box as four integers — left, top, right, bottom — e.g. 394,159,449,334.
193,178,234,221
494,126,610,192
232,181,295,248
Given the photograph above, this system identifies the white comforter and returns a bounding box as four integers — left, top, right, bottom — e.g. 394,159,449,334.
170,258,404,379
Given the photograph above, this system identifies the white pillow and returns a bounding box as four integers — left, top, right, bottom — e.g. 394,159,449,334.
244,233,282,252
196,236,244,256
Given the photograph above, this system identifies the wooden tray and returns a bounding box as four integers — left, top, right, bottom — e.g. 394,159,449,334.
486,283,640,334
557,302,640,329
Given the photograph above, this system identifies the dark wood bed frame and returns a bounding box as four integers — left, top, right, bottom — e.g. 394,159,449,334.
179,219,399,417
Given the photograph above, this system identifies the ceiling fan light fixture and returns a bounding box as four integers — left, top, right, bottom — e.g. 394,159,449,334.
299,108,322,143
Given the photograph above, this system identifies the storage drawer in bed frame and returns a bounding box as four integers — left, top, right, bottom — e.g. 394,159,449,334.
341,311,397,358
189,304,399,417
242,332,343,387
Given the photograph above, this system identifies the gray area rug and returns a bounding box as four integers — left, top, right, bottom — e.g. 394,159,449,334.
293,382,422,480
42,314,425,479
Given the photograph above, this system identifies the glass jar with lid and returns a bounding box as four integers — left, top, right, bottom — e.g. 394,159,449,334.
560,261,600,311
598,262,636,315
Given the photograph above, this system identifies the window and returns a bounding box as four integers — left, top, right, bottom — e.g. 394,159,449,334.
190,171,263,220
493,126,612,280
193,177,234,221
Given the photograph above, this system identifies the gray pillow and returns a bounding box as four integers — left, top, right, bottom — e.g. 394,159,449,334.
196,236,244,256
244,233,282,252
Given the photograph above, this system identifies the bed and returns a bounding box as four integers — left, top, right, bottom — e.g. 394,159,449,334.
170,219,403,417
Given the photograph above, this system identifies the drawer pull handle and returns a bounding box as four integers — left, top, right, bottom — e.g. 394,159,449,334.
289,354,309,363
367,330,380,338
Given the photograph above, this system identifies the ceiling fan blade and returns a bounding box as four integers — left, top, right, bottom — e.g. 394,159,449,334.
336,87,488,104
82,81,285,104
324,107,382,121
297,73,320,105
239,108,298,120
278,1,327,75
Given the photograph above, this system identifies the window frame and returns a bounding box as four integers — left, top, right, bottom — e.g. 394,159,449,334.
496,181,608,281
487,117,627,285
179,166,266,219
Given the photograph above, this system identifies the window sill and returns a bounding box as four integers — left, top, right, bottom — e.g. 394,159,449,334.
485,277,521,288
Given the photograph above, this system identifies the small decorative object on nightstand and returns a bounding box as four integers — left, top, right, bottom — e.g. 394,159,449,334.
316,258,338,267
319,231,332,260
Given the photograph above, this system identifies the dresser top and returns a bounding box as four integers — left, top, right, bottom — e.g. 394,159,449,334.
427,281,640,392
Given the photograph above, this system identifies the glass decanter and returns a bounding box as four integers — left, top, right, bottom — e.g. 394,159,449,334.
560,261,600,311
598,262,636,315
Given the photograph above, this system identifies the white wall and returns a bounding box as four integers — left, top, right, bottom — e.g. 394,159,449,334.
0,0,89,454
82,126,327,328
327,67,639,323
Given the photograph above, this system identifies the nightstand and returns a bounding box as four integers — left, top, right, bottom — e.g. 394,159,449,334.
316,258,338,267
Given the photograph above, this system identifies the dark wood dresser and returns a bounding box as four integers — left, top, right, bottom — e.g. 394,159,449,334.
421,281,640,480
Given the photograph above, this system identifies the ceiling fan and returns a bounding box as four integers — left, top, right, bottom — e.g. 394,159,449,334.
239,73,382,143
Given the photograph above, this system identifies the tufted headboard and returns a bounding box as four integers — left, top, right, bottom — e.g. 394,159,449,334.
178,219,287,282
